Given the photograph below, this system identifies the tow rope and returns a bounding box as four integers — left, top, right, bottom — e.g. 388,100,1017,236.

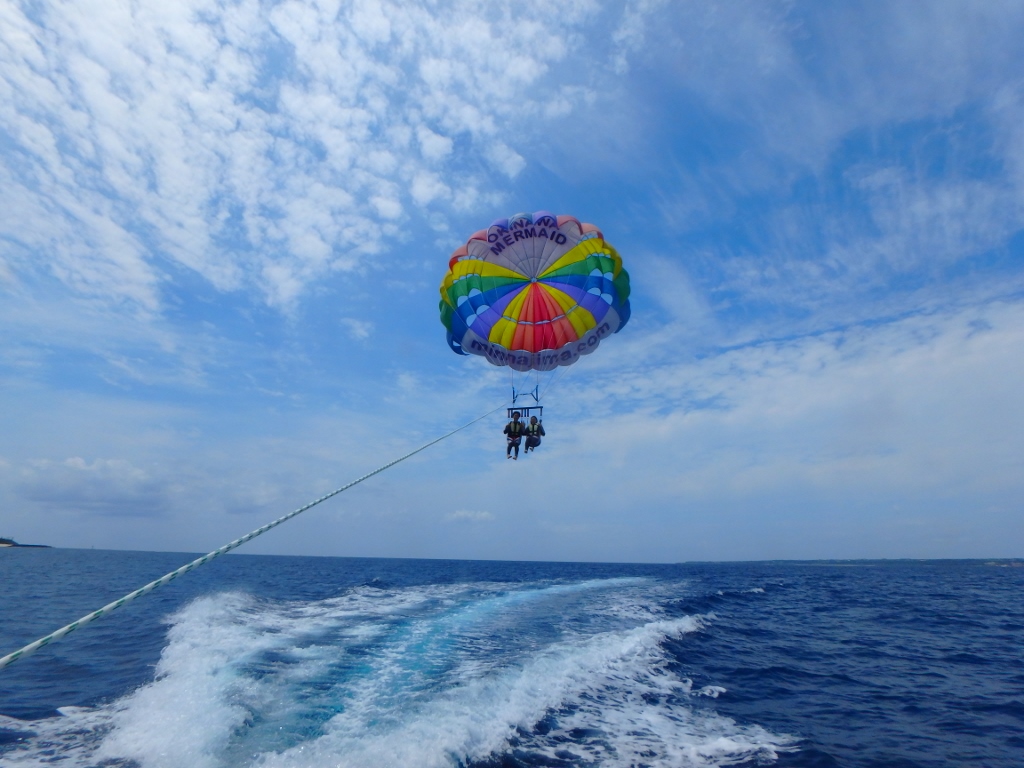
0,406,503,671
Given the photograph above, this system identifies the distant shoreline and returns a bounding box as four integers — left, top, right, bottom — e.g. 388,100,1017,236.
0,538,51,548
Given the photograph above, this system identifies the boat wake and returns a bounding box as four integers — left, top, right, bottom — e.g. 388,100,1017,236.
1,578,791,767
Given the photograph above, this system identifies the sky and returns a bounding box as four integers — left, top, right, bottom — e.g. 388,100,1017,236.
2,0,1023,563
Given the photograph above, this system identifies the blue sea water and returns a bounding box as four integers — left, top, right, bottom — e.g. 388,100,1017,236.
0,550,1021,767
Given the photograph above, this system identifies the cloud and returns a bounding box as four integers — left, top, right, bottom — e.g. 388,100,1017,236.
556,297,1024,507
697,152,1024,324
485,142,526,179
417,125,453,162
610,0,669,75
631,253,711,328
410,171,450,206
16,457,172,517
0,387,467,551
0,0,612,316
341,318,374,340
2,294,1020,560
445,510,495,523
4,0,1021,364
636,1,1024,169
396,372,418,393
407,296,1024,560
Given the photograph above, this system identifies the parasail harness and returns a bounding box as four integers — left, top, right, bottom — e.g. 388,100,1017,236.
508,381,543,424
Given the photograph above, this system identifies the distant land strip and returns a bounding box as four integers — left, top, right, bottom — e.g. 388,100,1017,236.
0,537,51,548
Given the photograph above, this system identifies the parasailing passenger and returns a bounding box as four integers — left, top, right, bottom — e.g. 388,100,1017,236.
504,411,524,459
524,416,545,453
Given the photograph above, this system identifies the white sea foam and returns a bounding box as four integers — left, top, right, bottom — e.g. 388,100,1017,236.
1,705,117,767
698,685,728,698
2,578,793,768
250,614,789,768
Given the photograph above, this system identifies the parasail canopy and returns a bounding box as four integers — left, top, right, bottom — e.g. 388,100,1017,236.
439,211,630,372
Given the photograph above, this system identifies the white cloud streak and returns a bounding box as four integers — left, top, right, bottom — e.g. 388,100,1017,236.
3,1,1022,333
414,298,1024,560
0,0,610,314
3,296,1018,560
446,510,495,523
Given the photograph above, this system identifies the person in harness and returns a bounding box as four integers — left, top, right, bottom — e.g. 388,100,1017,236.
504,411,524,460
523,415,545,453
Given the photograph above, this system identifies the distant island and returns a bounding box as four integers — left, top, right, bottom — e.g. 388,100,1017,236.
0,537,51,548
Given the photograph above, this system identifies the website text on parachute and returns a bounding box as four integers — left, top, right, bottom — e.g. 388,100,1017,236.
439,212,631,374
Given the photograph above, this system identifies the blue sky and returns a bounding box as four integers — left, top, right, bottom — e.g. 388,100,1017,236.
2,0,1023,562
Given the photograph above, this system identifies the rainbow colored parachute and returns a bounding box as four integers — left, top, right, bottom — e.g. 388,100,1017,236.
439,212,631,371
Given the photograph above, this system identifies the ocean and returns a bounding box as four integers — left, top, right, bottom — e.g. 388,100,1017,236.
0,550,1020,767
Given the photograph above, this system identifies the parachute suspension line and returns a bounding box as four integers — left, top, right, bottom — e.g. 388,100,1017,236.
0,405,505,673
539,365,564,401
538,347,592,405
509,368,541,412
539,359,571,402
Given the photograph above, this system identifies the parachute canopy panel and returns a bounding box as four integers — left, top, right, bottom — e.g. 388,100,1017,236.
439,212,631,372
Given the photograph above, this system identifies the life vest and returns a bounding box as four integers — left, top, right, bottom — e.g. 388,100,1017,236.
507,421,523,435
526,424,542,436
